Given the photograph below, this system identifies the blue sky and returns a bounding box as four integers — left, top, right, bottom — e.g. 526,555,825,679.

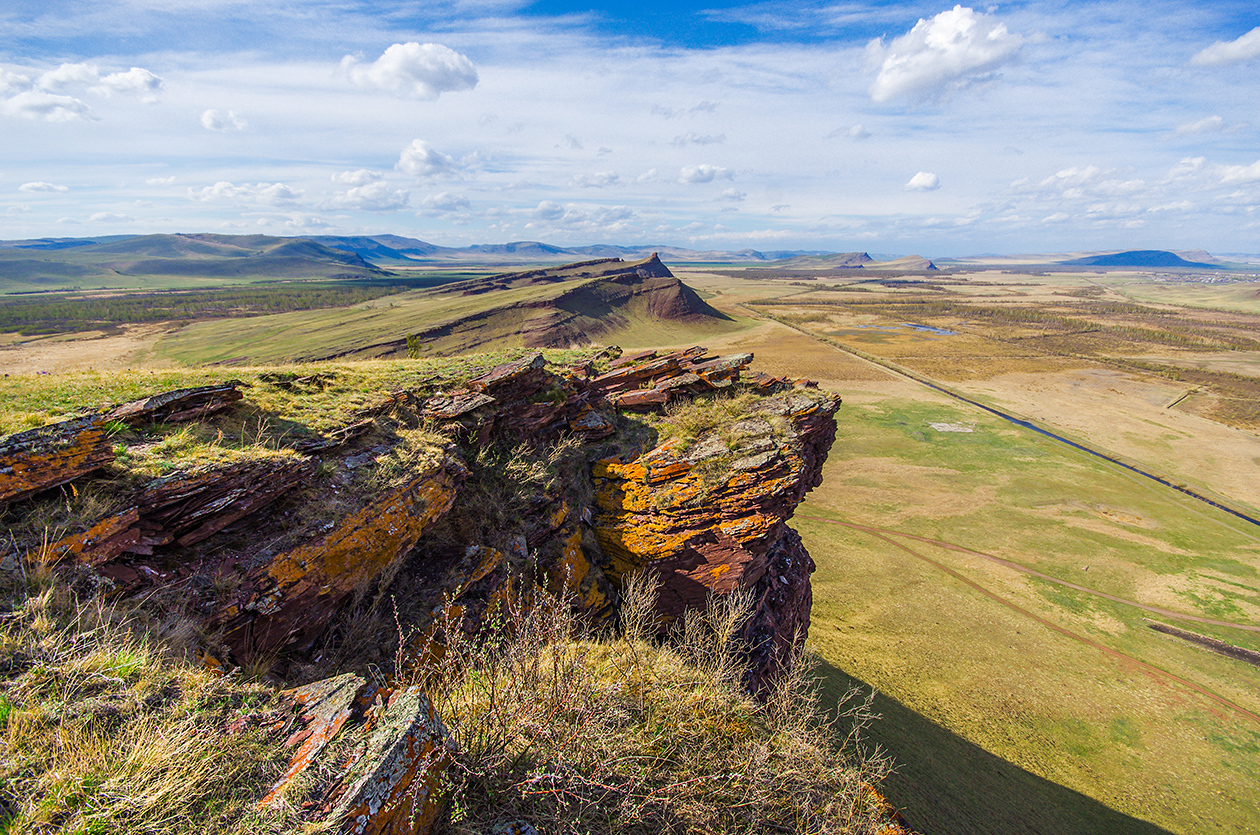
2,1,1259,255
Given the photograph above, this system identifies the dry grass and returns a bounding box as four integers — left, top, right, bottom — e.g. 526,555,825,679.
0,554,291,835
422,576,895,835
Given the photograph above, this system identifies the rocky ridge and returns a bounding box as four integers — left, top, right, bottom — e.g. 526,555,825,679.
2,347,846,834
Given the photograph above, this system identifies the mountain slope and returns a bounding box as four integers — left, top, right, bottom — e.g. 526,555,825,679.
157,254,744,365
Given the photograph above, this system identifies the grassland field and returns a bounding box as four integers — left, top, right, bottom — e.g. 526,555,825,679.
3,260,1260,833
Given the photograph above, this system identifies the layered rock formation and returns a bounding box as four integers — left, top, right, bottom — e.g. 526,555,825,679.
4,346,834,693
592,389,839,691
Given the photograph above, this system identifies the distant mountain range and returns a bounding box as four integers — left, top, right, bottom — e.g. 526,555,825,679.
0,233,836,267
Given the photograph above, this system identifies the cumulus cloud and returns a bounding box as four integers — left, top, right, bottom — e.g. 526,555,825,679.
333,169,382,186
396,140,462,178
94,68,163,100
343,42,478,100
18,181,68,192
1220,160,1260,185
37,62,100,90
328,181,410,211
1173,115,1226,136
905,171,941,191
718,188,746,201
571,171,619,188
1191,26,1260,67
420,192,471,213
868,5,1023,102
671,133,726,146
679,164,731,184
1,91,95,121
189,181,302,205
1,69,33,96
525,201,637,232
35,63,162,101
531,200,565,221
201,109,247,130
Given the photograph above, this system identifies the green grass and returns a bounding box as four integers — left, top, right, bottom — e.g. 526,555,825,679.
0,350,592,437
799,395,1260,833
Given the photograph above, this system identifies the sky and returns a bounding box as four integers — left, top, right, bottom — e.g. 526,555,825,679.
2,0,1259,256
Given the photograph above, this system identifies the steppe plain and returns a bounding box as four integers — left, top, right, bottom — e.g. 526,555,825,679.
3,252,1260,834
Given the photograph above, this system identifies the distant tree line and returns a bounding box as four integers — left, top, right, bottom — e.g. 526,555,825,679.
0,283,418,335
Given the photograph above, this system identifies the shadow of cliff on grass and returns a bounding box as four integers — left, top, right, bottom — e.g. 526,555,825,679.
813,660,1175,835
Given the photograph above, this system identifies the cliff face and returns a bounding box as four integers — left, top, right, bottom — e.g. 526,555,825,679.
591,389,838,691
3,348,836,691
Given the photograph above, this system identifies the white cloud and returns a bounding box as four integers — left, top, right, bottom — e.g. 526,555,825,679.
1191,26,1260,67
671,133,726,146
827,124,872,139
636,169,659,183
19,181,68,192
396,139,462,178
651,101,718,119
37,62,99,90
718,188,746,202
94,68,163,100
571,171,619,188
1172,115,1225,136
328,180,409,211
1220,160,1260,185
1,90,95,121
531,200,565,221
343,42,478,100
868,5,1023,102
420,192,471,213
146,176,177,185
679,164,731,184
1,70,33,96
905,171,941,191
333,169,382,186
189,181,302,205
89,212,134,222
201,109,247,130
34,63,162,101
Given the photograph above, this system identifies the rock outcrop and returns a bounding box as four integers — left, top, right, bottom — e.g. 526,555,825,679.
591,389,839,692
4,347,837,693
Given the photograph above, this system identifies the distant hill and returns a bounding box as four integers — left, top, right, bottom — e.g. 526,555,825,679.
0,233,386,292
1060,250,1218,269
157,254,745,365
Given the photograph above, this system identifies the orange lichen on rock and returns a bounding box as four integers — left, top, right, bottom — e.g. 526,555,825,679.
0,414,113,504
592,389,839,692
218,455,467,659
330,686,453,835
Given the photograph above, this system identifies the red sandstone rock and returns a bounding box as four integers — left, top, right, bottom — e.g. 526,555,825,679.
108,382,244,425
591,388,840,691
216,454,467,659
39,457,312,566
0,414,114,504
255,674,454,835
